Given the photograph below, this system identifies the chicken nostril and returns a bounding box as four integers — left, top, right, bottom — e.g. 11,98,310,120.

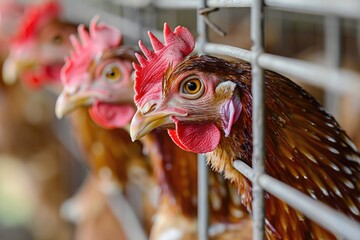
142,101,158,115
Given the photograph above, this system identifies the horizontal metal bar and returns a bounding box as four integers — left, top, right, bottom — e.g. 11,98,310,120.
201,43,252,62
257,53,360,95
233,160,254,181
259,174,360,240
266,0,360,20
233,160,360,239
153,0,197,9
97,0,360,19
200,43,360,96
105,0,252,8
208,0,252,7
107,0,197,9
60,0,162,42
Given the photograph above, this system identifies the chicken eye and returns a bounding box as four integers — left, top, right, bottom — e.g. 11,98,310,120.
180,77,204,99
102,63,122,82
52,34,64,44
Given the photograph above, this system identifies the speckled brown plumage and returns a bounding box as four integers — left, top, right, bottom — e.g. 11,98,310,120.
139,129,252,239
171,55,360,239
68,108,156,232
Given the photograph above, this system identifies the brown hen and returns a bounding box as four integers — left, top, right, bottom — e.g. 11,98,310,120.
130,23,360,240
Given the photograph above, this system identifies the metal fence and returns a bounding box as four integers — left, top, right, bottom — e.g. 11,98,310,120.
60,0,360,239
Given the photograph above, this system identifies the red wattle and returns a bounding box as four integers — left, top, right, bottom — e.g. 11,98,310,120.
22,65,62,89
23,71,45,89
168,120,221,154
89,101,135,129
168,129,190,151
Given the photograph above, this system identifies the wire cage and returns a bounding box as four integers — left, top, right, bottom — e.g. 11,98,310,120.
50,0,360,239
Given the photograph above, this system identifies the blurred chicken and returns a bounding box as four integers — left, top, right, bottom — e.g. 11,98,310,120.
0,1,76,239
2,0,76,89
55,18,252,239
130,24,360,239
0,0,24,60
2,3,155,238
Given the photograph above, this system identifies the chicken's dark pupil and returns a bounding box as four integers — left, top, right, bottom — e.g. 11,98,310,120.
109,71,115,77
53,35,63,44
187,82,197,91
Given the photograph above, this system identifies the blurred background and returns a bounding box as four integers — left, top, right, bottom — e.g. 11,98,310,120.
0,0,359,239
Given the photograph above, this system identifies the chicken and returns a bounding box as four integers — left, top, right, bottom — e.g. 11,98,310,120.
2,3,153,239
2,0,76,89
0,0,24,60
294,47,360,149
4,2,150,239
0,1,76,239
53,17,157,237
130,23,360,239
55,19,252,239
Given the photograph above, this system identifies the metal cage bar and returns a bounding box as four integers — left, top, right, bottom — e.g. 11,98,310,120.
324,15,342,118
250,0,266,239
199,42,360,95
197,1,210,239
233,159,360,240
105,0,360,19
63,0,360,239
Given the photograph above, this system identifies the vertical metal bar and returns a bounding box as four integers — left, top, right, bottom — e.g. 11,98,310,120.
197,154,209,240
197,1,209,240
197,0,207,53
251,0,266,239
324,15,342,118
357,20,360,56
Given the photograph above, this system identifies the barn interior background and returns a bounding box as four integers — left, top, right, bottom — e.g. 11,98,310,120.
0,0,359,239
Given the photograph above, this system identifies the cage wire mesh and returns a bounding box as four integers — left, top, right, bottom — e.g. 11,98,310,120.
2,0,358,239
59,0,360,239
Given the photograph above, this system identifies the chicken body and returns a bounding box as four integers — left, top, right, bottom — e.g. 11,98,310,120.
68,107,157,233
140,129,252,240
56,19,252,239
3,5,154,238
130,24,360,239
0,2,75,239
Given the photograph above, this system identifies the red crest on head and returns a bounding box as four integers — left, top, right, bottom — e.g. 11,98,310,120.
12,1,60,44
61,16,122,87
133,23,195,108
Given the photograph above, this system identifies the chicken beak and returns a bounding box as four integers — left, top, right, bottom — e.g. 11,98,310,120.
2,58,31,85
55,91,93,119
130,110,173,141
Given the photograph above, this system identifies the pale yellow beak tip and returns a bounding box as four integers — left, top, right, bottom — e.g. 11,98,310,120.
129,110,143,141
2,58,19,85
55,94,66,119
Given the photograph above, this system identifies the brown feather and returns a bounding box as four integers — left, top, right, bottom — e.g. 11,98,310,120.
140,129,252,239
171,55,360,239
69,108,156,232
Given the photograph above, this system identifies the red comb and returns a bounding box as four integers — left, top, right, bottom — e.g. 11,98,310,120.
12,1,60,44
61,16,122,86
133,23,195,108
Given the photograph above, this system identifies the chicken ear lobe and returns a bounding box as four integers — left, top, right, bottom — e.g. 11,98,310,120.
217,81,242,137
